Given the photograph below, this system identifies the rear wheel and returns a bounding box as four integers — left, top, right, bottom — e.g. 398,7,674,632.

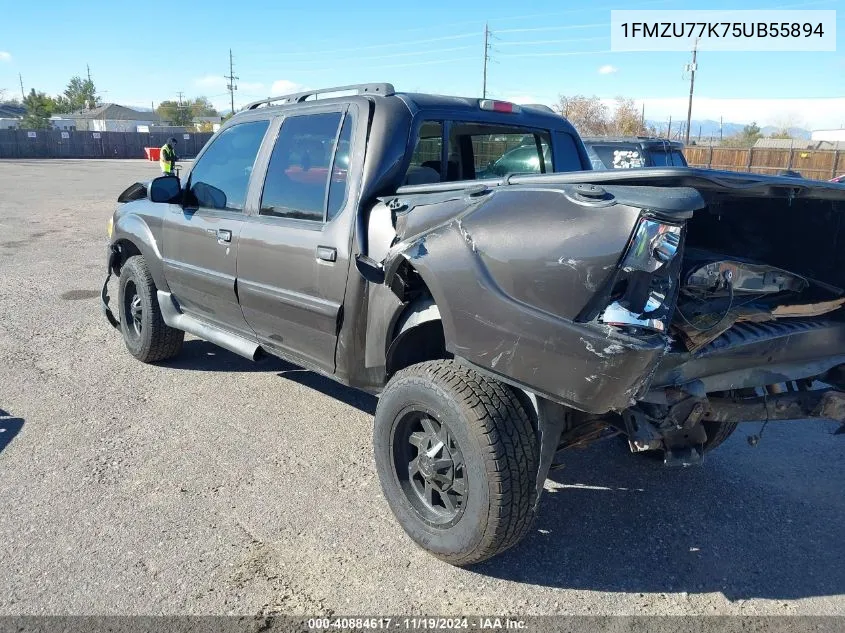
373,360,539,566
117,255,184,363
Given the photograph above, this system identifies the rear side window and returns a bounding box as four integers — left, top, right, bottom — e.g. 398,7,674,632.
260,112,348,221
187,120,270,211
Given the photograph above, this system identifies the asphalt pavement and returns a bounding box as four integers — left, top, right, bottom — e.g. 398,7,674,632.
0,159,843,616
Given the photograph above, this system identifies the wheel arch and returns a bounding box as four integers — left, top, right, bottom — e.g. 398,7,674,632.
111,214,169,291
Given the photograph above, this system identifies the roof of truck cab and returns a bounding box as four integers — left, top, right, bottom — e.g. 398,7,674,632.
235,91,574,131
581,136,685,148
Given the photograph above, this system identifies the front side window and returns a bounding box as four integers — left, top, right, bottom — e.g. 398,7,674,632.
260,112,350,221
187,120,270,211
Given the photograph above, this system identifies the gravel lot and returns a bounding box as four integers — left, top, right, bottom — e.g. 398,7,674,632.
0,159,843,617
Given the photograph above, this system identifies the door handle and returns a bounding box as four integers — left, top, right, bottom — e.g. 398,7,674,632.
316,246,337,262
217,229,232,243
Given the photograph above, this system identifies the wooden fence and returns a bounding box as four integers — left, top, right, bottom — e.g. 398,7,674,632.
684,146,843,180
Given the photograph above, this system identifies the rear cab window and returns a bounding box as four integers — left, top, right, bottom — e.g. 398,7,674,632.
587,143,645,169
404,118,584,184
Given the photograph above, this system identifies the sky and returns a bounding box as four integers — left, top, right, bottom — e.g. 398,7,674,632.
1,0,843,130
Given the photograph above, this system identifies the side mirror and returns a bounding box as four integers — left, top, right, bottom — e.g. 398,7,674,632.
149,176,182,204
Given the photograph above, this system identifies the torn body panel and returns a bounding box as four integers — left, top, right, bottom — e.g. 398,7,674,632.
378,184,703,413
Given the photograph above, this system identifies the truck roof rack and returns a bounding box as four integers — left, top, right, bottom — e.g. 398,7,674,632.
245,83,395,110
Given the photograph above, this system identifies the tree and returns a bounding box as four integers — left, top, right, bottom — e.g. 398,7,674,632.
189,96,218,118
156,100,192,126
53,75,99,113
21,89,55,129
609,97,643,136
555,95,608,135
724,122,763,147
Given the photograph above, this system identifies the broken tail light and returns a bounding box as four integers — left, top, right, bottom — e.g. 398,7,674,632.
600,218,684,334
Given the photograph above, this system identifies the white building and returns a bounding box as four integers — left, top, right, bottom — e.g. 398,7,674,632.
64,103,161,132
811,129,845,143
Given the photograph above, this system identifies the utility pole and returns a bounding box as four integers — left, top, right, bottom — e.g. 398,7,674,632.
667,115,672,139
482,23,490,99
641,103,645,135
684,39,698,146
19,73,25,100
225,49,239,114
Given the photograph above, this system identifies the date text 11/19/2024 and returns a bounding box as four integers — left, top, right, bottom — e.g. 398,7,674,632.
307,617,528,630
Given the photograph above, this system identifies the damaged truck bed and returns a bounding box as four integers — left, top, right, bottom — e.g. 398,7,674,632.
373,167,845,465
103,86,845,565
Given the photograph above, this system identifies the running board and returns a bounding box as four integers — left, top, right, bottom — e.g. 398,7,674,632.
156,291,262,361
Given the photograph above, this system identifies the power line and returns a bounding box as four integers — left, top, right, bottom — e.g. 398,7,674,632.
225,49,239,114
495,23,606,34
496,50,611,59
496,36,607,47
272,45,476,68
261,32,478,58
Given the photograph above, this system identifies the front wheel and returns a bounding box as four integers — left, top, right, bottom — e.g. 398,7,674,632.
373,360,539,566
117,255,184,363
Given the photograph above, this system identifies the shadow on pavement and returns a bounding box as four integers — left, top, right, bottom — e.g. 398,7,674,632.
165,339,377,415
0,409,24,453
275,367,377,416
473,432,845,602
164,339,289,373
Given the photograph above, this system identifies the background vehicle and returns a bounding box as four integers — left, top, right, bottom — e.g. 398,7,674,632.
102,84,845,566
831,174,845,183
582,136,687,169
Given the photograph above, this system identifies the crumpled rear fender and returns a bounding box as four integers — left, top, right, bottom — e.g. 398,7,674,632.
383,189,670,413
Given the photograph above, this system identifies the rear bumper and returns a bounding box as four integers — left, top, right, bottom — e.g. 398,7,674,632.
652,319,845,392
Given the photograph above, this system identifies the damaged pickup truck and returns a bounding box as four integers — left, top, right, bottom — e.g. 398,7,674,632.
102,83,845,565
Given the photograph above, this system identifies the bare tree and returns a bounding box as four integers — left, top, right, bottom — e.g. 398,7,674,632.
610,97,642,136
555,95,608,135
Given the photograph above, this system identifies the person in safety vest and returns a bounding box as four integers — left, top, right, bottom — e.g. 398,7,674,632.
160,137,178,175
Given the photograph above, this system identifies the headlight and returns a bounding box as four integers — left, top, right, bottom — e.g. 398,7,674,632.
107,217,114,239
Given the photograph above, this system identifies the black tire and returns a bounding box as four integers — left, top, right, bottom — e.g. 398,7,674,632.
117,255,184,363
702,420,739,453
373,360,539,566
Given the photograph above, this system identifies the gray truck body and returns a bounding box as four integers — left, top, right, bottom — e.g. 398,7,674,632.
104,84,845,462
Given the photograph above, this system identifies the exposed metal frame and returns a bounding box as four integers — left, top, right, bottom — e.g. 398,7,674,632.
245,83,395,110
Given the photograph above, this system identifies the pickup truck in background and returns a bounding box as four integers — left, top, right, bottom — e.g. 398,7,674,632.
582,136,688,169
102,84,845,566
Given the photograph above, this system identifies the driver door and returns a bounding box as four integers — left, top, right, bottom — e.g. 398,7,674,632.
162,119,270,334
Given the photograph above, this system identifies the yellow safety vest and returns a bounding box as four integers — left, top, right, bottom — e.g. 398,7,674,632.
160,144,176,173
